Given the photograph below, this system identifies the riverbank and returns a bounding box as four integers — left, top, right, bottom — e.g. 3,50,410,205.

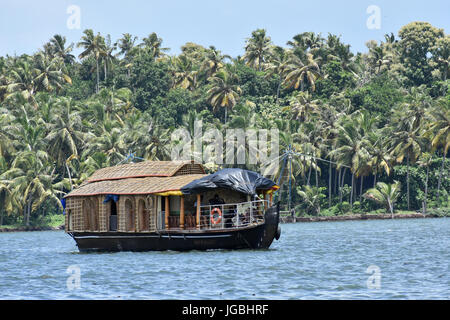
280,211,447,223
0,214,65,232
0,224,64,232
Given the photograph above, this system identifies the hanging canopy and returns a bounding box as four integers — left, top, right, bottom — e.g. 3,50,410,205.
180,168,278,196
103,194,120,203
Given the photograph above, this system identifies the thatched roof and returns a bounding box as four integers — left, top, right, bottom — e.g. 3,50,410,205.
86,160,205,183
65,160,206,198
66,174,206,197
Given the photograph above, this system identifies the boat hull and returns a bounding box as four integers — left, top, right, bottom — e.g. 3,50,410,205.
69,203,280,252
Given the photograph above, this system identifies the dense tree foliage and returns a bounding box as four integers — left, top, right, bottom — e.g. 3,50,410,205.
0,22,449,225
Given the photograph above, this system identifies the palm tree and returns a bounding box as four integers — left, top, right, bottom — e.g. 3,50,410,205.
44,97,86,188
33,52,72,93
3,151,63,225
418,152,433,213
329,116,369,208
77,29,106,93
285,91,320,122
263,46,292,100
0,56,37,105
364,181,401,217
297,185,325,216
116,33,138,58
206,68,242,123
101,34,117,81
45,34,76,64
426,99,449,205
83,127,126,165
242,29,273,71
283,53,322,92
169,55,198,91
201,46,231,79
140,32,169,59
366,131,391,187
390,118,424,210
367,45,393,74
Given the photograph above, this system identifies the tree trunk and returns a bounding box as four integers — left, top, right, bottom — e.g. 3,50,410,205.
224,107,227,124
350,172,355,209
276,77,282,102
436,152,446,206
334,167,338,195
66,162,73,191
373,170,377,188
423,165,429,214
0,210,3,226
328,161,332,208
26,197,32,226
104,61,107,81
359,175,364,202
307,163,312,186
96,58,100,93
406,154,410,211
389,199,394,218
315,160,318,188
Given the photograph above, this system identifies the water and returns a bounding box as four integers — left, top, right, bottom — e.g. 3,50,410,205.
0,218,449,299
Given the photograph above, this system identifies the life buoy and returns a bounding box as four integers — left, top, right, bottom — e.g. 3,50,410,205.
210,207,222,225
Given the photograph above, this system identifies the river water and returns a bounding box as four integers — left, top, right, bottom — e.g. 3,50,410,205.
0,218,449,300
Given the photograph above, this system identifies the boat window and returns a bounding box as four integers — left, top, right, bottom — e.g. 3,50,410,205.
125,199,135,232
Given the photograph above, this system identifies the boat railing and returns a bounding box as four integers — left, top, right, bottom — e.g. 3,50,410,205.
197,200,268,231
157,200,270,231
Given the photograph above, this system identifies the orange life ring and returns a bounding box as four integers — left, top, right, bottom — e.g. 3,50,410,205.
210,207,222,225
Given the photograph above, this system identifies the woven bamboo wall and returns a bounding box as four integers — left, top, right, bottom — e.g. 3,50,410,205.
66,195,158,233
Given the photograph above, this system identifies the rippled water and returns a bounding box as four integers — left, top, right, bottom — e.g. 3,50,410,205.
0,218,449,299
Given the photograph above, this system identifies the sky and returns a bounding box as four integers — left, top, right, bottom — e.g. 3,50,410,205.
0,0,449,59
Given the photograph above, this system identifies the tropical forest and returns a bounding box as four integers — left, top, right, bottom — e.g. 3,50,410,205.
0,21,449,227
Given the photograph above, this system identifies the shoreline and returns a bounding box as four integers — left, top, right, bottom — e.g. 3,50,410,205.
0,225,64,233
0,213,446,232
280,212,444,223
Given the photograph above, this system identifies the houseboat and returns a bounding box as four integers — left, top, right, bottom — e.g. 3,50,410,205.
63,160,281,252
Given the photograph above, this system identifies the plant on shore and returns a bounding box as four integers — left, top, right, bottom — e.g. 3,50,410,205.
363,181,402,217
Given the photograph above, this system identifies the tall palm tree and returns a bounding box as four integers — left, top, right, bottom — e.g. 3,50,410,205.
285,91,320,122
169,55,198,91
44,97,86,188
366,131,391,187
0,56,37,105
426,99,449,205
140,32,169,59
263,46,292,100
417,152,433,213
45,34,76,64
77,29,106,93
201,46,231,79
329,116,369,208
242,29,273,71
33,52,72,93
101,34,117,81
116,33,138,58
367,45,393,74
283,53,322,92
206,68,242,123
390,118,424,210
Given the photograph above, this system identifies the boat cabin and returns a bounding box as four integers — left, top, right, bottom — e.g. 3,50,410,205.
63,161,277,234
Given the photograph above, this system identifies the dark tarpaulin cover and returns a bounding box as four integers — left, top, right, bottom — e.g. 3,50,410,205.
180,168,277,196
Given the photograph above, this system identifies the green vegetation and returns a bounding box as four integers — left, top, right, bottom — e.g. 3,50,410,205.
0,22,449,226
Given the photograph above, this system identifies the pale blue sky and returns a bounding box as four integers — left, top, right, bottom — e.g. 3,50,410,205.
0,0,449,59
